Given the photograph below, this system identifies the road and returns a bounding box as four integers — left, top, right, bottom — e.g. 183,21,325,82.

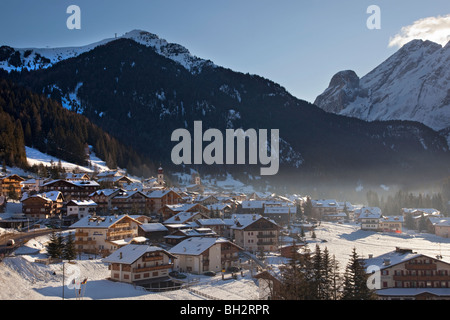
0,228,60,259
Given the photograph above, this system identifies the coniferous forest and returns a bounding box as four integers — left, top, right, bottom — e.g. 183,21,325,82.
0,75,156,176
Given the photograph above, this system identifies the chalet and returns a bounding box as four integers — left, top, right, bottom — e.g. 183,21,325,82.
194,195,219,205
145,189,182,215
103,244,176,286
207,203,232,218
263,206,295,225
311,199,342,220
194,218,230,238
429,218,450,238
0,174,25,198
65,173,91,181
169,237,242,274
230,214,280,252
66,199,97,220
364,247,450,300
138,223,169,242
159,203,210,221
379,216,404,233
89,188,124,214
70,214,142,256
97,175,134,188
238,200,265,214
358,207,382,231
21,191,64,219
254,270,282,300
163,211,210,225
164,227,217,246
41,179,99,202
279,242,305,259
20,178,45,193
110,190,147,214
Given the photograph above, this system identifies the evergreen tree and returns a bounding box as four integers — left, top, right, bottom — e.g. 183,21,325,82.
47,232,62,259
63,232,76,261
303,197,313,218
341,248,376,300
330,254,342,300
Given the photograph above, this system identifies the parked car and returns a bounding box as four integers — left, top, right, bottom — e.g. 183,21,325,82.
203,271,216,276
6,239,15,246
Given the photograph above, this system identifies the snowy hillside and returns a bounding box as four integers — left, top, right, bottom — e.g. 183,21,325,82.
25,146,110,174
314,39,450,143
0,30,214,74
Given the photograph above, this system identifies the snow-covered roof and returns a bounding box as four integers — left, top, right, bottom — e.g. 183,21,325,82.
402,208,440,215
109,236,148,246
146,189,178,198
70,214,141,229
240,200,265,209
139,223,168,232
375,288,450,297
169,237,232,256
429,217,450,227
21,191,63,202
195,218,228,226
103,244,174,264
67,199,97,206
89,188,123,197
380,215,404,223
163,211,207,224
264,206,295,214
363,249,424,270
358,207,382,219
312,199,340,207
43,179,99,187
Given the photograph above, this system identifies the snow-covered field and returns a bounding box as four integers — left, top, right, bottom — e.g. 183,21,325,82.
0,232,259,300
1,222,450,300
304,222,450,269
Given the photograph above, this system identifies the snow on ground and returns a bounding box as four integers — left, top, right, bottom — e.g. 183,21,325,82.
0,232,259,300
302,222,450,271
25,146,111,174
2,221,450,300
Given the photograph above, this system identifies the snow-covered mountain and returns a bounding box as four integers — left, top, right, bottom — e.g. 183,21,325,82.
314,39,450,143
0,30,214,74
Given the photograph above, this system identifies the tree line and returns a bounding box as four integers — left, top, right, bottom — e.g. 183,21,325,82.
272,244,376,300
366,188,448,216
46,232,76,261
0,76,156,177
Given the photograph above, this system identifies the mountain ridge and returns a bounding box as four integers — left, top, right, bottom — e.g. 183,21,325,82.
314,39,450,145
2,32,449,190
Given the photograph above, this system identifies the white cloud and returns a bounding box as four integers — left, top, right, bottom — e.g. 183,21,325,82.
388,14,450,48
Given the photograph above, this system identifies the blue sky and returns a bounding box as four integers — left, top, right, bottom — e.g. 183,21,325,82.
0,0,448,102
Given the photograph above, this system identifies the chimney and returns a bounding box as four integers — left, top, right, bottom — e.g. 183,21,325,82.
119,252,123,259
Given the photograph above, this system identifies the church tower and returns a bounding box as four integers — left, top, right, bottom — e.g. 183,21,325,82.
157,167,164,186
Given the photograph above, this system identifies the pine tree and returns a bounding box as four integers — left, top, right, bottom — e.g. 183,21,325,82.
330,254,342,300
63,232,76,261
47,232,62,259
312,245,322,299
320,247,335,300
341,247,376,300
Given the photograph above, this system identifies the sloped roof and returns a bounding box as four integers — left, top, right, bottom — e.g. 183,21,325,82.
103,244,175,264
169,237,235,256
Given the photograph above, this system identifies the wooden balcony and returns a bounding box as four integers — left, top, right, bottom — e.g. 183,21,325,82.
75,231,89,237
405,263,437,270
393,274,450,281
75,240,96,245
133,264,173,273
142,255,163,262
257,233,276,238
